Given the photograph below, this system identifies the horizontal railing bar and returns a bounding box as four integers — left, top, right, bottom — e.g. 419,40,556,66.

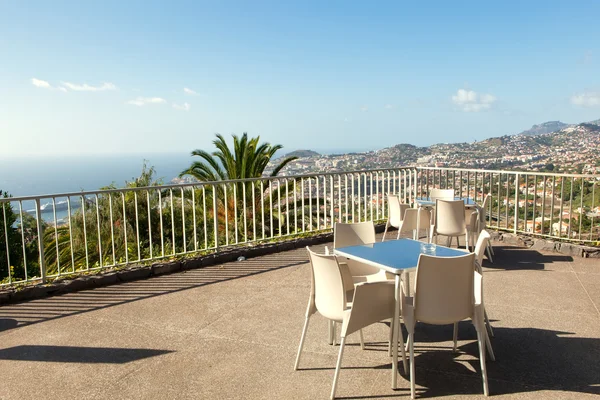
417,166,600,180
0,167,414,204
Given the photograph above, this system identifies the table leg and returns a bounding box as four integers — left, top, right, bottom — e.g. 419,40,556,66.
415,205,421,241
392,274,402,388
403,270,411,297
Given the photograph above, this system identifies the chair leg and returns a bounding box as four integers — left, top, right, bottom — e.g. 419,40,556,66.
294,316,311,370
476,329,489,396
359,329,365,350
388,319,393,356
330,336,346,400
446,236,451,247
452,322,458,352
485,309,494,337
484,328,495,361
382,222,389,242
332,322,337,346
486,244,494,263
398,319,408,373
409,332,416,399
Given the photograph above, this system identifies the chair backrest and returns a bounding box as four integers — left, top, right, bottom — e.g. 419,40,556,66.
465,207,479,231
334,221,380,276
387,195,410,228
481,194,491,222
430,188,454,201
334,221,376,249
401,208,432,234
435,199,466,236
306,248,346,322
473,229,491,272
413,253,476,324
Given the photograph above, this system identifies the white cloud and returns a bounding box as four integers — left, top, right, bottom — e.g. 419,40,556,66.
31,78,51,88
451,89,497,112
384,104,394,110
127,97,167,106
173,102,191,111
360,106,369,112
183,87,197,95
61,82,117,92
570,92,600,107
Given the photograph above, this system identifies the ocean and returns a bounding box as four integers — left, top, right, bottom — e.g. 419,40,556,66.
0,153,192,198
0,149,360,223
0,153,193,224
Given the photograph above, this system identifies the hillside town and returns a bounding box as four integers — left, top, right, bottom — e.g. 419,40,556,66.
271,121,600,176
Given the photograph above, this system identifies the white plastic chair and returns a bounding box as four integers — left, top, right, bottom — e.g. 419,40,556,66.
399,208,432,241
295,248,400,399
480,195,494,261
402,253,490,398
465,207,479,251
474,230,495,338
466,195,494,259
430,199,468,248
451,229,496,358
330,222,391,345
334,222,388,283
429,188,454,201
382,195,410,241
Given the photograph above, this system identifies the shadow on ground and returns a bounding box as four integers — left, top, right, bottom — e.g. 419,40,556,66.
483,246,573,271
0,247,317,333
331,320,600,398
0,345,174,363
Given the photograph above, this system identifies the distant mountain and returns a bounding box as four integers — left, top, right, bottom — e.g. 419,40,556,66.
579,123,600,132
586,118,600,126
518,121,570,136
284,149,320,158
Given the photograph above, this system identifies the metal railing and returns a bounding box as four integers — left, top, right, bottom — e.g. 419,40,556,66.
1,166,598,287
0,168,416,286
416,166,600,242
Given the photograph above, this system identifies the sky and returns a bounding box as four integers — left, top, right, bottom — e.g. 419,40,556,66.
1,0,600,157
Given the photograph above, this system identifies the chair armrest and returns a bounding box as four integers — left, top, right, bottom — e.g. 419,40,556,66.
474,270,483,306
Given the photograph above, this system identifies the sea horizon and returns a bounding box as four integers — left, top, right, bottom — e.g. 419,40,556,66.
0,148,366,198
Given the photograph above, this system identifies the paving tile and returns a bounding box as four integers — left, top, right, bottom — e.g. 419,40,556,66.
0,315,187,400
482,268,597,315
85,338,386,400
569,256,600,275
575,272,600,315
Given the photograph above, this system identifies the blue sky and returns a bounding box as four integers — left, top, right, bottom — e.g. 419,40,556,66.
1,0,599,156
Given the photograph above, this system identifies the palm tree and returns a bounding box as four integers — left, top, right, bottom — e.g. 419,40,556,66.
180,133,297,181
180,133,298,242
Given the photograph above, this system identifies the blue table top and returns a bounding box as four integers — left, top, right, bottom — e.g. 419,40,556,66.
415,197,476,206
334,239,468,274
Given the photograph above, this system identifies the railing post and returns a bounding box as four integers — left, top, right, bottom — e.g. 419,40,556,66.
514,173,519,234
213,185,219,251
415,167,419,202
35,198,46,283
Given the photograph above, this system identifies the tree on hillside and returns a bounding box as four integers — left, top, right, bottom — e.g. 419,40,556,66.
0,190,41,283
180,133,301,241
42,162,200,275
180,133,297,181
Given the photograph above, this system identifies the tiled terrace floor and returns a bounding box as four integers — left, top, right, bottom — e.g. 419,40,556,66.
1,234,599,399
